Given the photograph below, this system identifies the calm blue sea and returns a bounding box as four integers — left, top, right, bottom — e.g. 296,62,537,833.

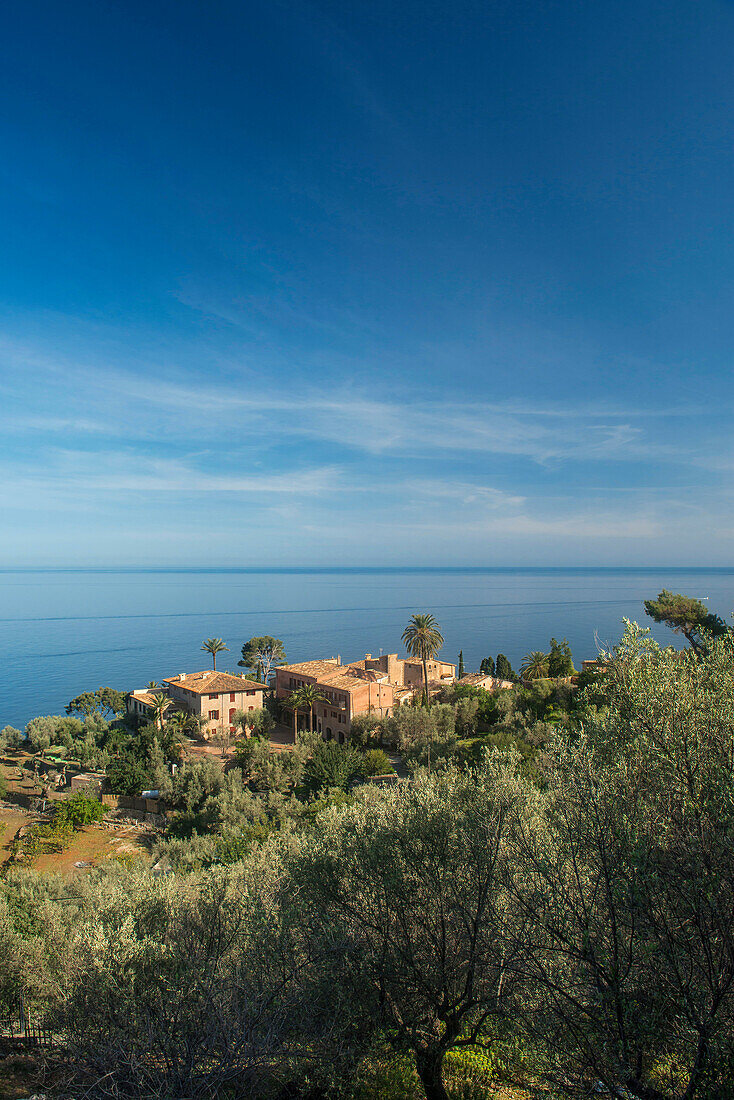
1,567,732,731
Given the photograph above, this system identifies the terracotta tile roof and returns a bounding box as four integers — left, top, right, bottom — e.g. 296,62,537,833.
318,668,384,691
458,674,514,690
163,671,265,695
278,659,342,678
279,661,387,695
130,691,157,706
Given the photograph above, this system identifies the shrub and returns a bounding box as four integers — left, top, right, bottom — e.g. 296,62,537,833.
151,833,219,872
54,792,104,828
301,741,364,795
350,1048,421,1100
234,707,274,738
15,821,73,861
106,753,152,796
360,749,395,777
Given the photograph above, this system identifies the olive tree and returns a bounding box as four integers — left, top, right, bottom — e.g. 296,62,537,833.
37,860,350,1100
285,759,528,1100
509,623,734,1099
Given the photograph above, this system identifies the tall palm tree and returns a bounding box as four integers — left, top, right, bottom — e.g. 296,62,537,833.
402,612,444,707
283,689,306,737
201,637,229,670
293,682,329,733
520,650,550,681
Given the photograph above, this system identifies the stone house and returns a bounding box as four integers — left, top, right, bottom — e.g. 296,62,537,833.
162,671,265,739
128,671,265,740
275,651,457,741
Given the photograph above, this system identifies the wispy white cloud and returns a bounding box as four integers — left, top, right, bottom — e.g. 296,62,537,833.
401,479,526,508
0,338,687,467
0,451,344,500
1,327,732,566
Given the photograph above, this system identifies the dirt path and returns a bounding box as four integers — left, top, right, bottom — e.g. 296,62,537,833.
0,806,151,875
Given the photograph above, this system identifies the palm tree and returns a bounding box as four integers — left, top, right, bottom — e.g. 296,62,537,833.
201,637,229,670
150,692,171,732
520,650,550,681
283,689,305,737
293,682,329,733
167,709,201,739
402,612,444,707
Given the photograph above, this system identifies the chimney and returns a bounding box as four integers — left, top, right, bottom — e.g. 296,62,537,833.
365,653,372,660
179,673,186,681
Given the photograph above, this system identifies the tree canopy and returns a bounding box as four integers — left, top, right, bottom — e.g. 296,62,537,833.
287,763,524,1100
547,636,574,676
66,687,127,719
495,653,515,681
644,589,728,653
238,636,286,682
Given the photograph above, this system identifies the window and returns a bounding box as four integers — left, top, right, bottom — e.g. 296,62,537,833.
209,693,217,700
209,710,219,720
248,705,254,711
229,693,236,702
229,708,236,721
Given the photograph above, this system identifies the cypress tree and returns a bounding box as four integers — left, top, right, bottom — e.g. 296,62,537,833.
496,653,515,681
457,650,465,679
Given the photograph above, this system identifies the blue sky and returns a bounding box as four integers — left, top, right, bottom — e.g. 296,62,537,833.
1,0,733,566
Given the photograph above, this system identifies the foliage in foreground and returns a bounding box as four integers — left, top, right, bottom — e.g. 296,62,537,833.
2,624,734,1100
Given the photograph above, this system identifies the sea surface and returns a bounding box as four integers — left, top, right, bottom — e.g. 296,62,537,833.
1,567,733,731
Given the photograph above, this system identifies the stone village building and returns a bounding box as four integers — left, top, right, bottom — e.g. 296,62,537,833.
274,652,456,741
128,670,264,740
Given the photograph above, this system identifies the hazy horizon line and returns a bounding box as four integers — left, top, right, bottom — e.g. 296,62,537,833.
1,564,732,575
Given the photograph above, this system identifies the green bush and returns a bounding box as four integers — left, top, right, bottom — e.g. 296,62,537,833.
349,1049,421,1100
106,753,152,795
360,749,395,777
54,792,104,828
444,1047,495,1098
301,741,364,795
15,821,73,861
